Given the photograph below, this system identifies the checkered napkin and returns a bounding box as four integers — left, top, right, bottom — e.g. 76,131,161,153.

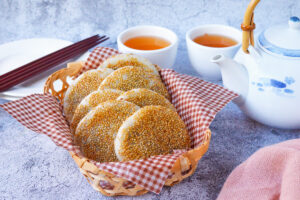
0,47,238,194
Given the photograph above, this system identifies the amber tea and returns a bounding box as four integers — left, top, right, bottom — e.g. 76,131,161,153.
124,36,170,50
193,34,237,48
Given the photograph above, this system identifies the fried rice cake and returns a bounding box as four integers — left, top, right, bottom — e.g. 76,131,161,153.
74,100,140,162
99,66,170,100
115,105,190,161
63,68,114,122
117,88,175,111
70,89,123,134
98,53,159,76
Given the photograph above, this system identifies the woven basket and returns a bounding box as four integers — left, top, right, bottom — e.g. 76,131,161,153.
44,61,211,196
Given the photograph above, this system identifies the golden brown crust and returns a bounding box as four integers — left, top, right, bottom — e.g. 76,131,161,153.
70,89,123,134
115,106,190,161
75,100,140,162
98,53,159,76
63,68,114,122
99,66,170,100
117,88,175,111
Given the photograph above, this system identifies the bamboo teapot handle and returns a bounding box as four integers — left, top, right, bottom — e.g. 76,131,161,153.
241,0,261,53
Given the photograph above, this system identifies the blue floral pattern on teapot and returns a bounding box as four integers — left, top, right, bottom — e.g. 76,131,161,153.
251,77,295,97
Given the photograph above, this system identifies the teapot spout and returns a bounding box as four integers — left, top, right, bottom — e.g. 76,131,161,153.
211,54,249,104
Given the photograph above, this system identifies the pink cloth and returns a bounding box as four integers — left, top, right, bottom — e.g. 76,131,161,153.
217,139,300,200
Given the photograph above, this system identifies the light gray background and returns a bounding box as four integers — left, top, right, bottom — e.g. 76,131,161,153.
0,0,300,199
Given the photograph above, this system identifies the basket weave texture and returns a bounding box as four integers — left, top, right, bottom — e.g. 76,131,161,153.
44,61,211,196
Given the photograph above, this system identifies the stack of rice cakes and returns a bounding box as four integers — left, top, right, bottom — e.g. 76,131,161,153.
63,54,190,162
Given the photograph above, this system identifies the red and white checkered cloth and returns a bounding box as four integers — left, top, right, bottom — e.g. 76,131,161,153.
0,47,238,194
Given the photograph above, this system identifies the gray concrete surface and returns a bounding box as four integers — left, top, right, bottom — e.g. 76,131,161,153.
1,0,300,199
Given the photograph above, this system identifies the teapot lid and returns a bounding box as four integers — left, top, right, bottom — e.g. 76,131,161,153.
258,16,300,57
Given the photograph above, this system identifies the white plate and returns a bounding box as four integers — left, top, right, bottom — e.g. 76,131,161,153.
0,38,90,100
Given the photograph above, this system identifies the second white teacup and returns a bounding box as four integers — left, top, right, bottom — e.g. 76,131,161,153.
117,25,178,68
186,25,242,80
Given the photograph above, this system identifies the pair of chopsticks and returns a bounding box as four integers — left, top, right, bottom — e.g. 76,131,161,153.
0,35,109,92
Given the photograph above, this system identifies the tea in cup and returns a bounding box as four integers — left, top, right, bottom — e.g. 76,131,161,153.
117,25,178,68
186,25,242,80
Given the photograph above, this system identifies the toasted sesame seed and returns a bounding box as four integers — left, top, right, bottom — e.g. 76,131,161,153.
63,68,114,122
74,100,140,162
99,66,170,100
98,53,159,76
117,88,175,111
115,106,190,161
70,89,123,134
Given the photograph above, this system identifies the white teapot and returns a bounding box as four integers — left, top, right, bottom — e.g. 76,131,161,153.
211,0,300,129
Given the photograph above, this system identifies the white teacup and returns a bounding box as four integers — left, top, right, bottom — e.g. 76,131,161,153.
117,25,178,68
186,25,242,80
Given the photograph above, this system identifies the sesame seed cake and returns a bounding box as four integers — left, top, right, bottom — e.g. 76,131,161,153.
98,53,159,76
117,88,175,111
99,66,170,100
75,100,140,162
70,89,123,134
63,68,114,122
115,105,190,161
